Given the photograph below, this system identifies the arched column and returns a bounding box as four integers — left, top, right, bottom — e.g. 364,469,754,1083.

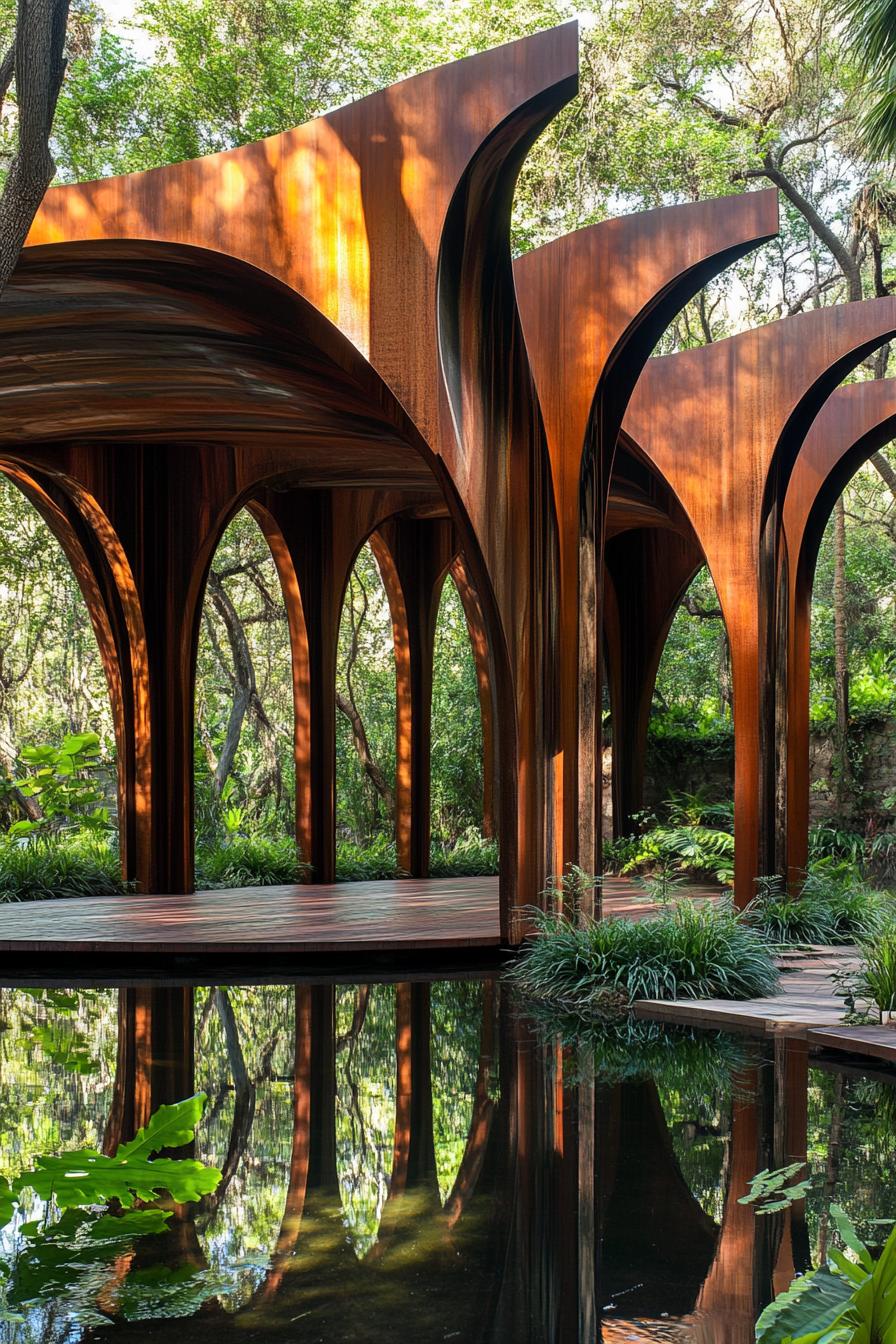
623,300,896,905
781,380,896,880
0,462,150,886
513,191,779,890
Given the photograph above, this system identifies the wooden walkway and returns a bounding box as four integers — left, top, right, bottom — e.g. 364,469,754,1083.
0,876,502,955
634,945,896,1065
0,873,715,959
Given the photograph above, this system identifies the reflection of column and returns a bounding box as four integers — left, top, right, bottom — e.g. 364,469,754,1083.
773,1038,811,1290
387,982,438,1200
597,1078,718,1319
104,987,195,1153
374,520,455,877
696,1065,770,1344
259,984,337,1302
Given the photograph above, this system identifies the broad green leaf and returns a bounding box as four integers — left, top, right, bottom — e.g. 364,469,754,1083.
755,1265,857,1344
16,1149,220,1208
870,1220,896,1340
12,1094,220,1208
0,1178,12,1228
830,1204,874,1272
117,1094,207,1162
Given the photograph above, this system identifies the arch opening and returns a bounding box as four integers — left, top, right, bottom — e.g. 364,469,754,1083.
0,469,125,898
193,507,301,890
429,571,498,877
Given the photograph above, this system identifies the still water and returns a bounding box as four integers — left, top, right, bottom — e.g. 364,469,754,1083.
0,977,893,1342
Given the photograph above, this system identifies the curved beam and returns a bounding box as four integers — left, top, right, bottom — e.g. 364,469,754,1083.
782,380,896,878
513,190,779,881
624,299,896,903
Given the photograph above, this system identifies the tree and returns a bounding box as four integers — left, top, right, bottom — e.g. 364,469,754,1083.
842,0,896,160
0,0,72,294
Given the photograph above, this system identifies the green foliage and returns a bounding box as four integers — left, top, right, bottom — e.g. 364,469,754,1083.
13,733,112,841
744,872,885,946
842,926,896,1021
739,1162,813,1214
194,835,308,889
0,834,127,902
609,795,736,884
429,828,499,876
755,1205,896,1344
10,1095,220,1210
335,834,401,881
0,1096,222,1320
506,897,780,1010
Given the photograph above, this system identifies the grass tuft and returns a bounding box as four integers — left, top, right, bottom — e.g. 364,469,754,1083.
743,871,886,946
506,897,779,1010
195,835,308,889
0,836,128,902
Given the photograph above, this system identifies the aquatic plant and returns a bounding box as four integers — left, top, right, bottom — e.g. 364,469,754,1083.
506,897,779,1009
0,1096,222,1319
756,1204,896,1342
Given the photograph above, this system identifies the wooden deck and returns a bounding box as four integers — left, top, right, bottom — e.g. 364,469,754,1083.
634,945,896,1065
0,873,716,960
0,876,502,955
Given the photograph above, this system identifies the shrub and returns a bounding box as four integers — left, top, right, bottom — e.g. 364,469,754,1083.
506,897,779,1010
195,835,308,889
853,927,896,1023
744,871,886,945
334,834,400,881
0,835,128,901
429,828,499,876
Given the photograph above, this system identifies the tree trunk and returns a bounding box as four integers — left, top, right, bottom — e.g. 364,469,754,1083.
832,497,851,812
0,0,72,298
205,569,282,803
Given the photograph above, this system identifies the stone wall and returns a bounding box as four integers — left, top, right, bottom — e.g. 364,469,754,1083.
603,717,896,834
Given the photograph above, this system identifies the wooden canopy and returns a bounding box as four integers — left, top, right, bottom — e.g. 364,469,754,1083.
3,21,892,930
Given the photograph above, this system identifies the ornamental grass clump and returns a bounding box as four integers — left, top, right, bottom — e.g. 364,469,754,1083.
0,835,128,902
506,897,779,1011
744,871,886,946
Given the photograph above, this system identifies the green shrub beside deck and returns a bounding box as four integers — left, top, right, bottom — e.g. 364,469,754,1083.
0,836,128,902
506,898,779,1011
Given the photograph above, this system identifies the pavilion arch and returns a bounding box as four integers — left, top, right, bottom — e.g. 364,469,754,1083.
0,238,520,919
782,380,896,880
0,459,150,884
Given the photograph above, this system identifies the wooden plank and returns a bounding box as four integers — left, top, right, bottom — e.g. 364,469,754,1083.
0,876,501,955
808,1025,896,1066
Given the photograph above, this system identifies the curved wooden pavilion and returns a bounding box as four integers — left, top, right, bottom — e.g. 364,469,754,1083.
2,20,894,955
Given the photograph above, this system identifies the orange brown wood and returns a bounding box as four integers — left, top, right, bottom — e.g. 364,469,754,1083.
781,380,896,879
0,23,891,943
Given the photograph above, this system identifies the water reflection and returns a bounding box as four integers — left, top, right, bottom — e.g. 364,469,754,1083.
0,979,893,1341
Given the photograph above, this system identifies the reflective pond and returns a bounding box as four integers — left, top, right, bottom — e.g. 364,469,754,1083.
0,977,893,1341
